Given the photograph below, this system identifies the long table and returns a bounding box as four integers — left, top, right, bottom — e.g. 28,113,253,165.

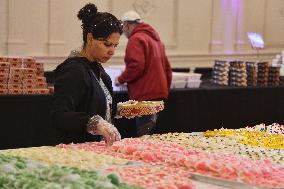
1,85,284,149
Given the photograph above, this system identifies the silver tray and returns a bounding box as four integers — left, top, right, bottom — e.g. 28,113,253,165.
190,172,283,189
188,132,203,136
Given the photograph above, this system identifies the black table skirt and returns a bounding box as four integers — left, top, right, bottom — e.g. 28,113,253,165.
0,95,60,149
1,86,284,149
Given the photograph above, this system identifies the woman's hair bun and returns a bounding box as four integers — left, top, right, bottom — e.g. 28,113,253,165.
77,3,98,27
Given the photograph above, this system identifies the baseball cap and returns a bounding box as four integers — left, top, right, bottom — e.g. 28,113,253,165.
121,10,142,22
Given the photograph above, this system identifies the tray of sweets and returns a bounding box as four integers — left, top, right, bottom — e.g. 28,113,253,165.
190,172,283,189
116,100,164,119
188,132,203,136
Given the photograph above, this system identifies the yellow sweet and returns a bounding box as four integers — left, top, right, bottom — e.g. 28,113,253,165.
204,129,284,149
0,146,129,170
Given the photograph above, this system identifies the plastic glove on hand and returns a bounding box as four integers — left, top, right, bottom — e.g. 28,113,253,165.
96,121,121,146
87,115,121,146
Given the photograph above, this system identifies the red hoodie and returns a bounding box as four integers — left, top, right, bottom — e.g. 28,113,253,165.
118,23,172,101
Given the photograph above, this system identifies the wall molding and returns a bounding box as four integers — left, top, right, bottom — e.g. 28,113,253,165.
47,40,66,45
280,6,284,18
265,42,284,48
6,39,26,45
35,52,278,71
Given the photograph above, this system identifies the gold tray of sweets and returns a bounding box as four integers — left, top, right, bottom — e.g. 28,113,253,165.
115,100,164,119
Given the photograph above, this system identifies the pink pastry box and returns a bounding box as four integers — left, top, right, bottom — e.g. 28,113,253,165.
36,71,44,77
9,73,23,80
22,79,36,85
0,68,10,74
9,67,37,75
8,78,23,84
0,84,8,89
35,77,46,83
23,58,36,68
8,83,22,89
0,78,8,83
23,88,49,95
0,62,10,69
0,56,8,62
22,73,37,79
8,57,22,63
8,57,22,68
36,82,47,88
0,89,8,95
0,73,9,79
23,68,37,75
9,68,24,75
8,88,23,95
22,83,37,89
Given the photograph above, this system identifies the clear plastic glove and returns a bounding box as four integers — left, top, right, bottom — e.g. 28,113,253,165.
87,115,121,146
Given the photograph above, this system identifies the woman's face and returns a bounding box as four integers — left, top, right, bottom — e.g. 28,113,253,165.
87,32,121,63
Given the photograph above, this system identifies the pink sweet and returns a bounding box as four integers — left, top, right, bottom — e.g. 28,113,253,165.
126,146,136,154
111,165,194,189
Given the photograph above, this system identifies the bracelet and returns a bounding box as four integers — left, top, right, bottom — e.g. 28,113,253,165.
86,115,103,135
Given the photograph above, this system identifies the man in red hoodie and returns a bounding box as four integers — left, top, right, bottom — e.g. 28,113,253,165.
116,10,172,137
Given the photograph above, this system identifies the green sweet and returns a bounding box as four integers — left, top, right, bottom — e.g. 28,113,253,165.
107,173,120,186
0,154,144,189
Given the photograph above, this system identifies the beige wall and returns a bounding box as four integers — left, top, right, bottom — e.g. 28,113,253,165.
0,0,284,70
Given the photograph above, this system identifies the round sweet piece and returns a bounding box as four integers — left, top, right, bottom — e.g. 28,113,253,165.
116,100,164,119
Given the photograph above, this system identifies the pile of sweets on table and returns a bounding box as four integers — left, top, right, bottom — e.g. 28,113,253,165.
1,123,284,189
212,60,282,87
0,56,50,95
58,138,284,188
0,146,130,170
0,153,142,189
229,61,247,87
143,132,284,166
246,62,257,86
257,62,269,86
58,141,195,189
244,123,284,136
268,66,281,86
204,125,284,149
0,145,194,189
211,60,229,86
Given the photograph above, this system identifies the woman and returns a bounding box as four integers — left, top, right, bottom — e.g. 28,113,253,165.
51,3,122,146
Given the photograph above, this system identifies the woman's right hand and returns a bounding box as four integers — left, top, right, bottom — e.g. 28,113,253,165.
87,115,121,145
95,121,121,145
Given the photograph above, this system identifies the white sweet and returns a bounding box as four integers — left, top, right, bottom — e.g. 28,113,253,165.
60,174,81,182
